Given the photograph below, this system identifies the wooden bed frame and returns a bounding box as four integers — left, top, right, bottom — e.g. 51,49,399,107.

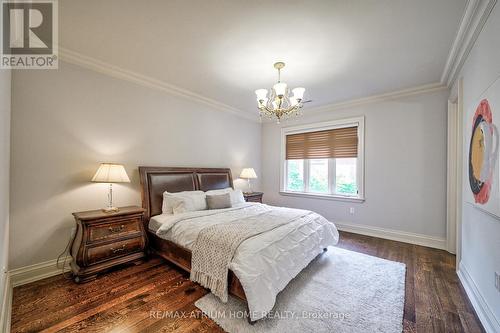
138,166,247,301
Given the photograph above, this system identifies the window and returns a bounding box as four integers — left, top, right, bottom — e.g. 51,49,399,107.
309,159,329,193
280,117,364,201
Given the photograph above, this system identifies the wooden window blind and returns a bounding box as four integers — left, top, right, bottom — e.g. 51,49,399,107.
286,126,358,160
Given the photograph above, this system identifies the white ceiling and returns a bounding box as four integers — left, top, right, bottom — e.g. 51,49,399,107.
59,0,466,115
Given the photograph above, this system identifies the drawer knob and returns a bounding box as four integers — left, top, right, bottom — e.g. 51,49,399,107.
110,245,126,253
108,225,125,233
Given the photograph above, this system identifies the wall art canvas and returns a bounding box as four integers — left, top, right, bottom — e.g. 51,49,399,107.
466,78,500,217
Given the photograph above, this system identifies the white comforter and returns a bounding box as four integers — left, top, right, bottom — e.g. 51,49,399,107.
150,203,339,321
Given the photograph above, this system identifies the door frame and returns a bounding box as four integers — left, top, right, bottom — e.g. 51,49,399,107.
447,99,458,254
447,78,463,267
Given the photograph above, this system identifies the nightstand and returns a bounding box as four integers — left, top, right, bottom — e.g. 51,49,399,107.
70,206,147,283
243,192,264,203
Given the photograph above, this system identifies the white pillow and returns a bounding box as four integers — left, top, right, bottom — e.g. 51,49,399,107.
162,191,207,214
231,189,245,204
205,187,245,205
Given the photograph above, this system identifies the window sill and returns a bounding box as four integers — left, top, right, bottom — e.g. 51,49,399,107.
279,191,365,203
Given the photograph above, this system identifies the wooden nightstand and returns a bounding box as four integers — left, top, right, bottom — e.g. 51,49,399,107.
70,206,147,283
243,192,264,203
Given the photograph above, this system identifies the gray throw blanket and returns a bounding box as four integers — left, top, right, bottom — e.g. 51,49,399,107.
190,208,309,302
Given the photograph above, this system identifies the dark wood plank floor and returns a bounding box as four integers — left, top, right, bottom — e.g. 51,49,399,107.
10,231,485,333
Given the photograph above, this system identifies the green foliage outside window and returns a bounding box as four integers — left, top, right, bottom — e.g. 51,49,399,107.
336,182,357,195
287,159,358,195
336,172,357,195
309,176,328,193
287,161,304,191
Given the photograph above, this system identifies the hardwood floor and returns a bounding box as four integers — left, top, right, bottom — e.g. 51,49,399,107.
10,231,484,333
338,232,484,333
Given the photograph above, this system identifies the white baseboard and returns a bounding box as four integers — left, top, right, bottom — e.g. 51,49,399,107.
458,262,500,333
0,256,71,333
0,273,12,333
9,256,71,288
335,221,447,250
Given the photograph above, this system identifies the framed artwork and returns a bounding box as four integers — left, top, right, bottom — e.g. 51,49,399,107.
466,78,500,217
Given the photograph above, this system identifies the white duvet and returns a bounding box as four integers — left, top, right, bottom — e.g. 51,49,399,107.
150,202,339,321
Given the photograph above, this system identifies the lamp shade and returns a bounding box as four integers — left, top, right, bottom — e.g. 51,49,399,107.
240,168,257,179
273,82,287,96
292,87,305,101
91,163,130,183
255,89,268,101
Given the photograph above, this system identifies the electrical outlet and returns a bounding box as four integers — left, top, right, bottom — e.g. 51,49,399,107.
349,207,355,215
496,272,500,292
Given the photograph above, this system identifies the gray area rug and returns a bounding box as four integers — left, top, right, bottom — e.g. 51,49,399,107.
195,247,405,333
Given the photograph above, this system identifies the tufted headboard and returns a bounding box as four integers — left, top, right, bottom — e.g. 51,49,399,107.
138,167,233,220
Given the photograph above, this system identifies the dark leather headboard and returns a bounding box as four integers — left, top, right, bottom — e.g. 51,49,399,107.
139,167,233,220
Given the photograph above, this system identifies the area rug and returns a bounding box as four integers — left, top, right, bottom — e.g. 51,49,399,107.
195,247,406,333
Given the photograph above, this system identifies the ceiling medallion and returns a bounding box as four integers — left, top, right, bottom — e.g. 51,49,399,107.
255,62,306,123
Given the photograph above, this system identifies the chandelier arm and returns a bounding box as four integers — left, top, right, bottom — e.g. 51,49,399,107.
259,103,302,116
259,106,275,114
283,104,301,116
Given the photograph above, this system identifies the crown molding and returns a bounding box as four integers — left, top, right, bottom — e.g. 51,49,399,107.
58,47,258,122
58,46,448,123
441,0,497,88
261,82,447,122
288,82,447,118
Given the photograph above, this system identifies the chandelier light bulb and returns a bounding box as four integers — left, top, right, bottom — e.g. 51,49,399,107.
292,87,305,101
273,82,287,97
255,89,268,102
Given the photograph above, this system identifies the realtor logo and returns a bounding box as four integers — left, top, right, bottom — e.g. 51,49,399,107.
1,0,58,69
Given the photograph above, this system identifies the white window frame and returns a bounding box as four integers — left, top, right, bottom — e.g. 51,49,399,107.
280,116,365,203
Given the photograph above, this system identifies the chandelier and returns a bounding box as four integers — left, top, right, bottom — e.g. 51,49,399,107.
255,62,306,123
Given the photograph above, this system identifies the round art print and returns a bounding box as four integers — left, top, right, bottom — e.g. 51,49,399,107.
468,99,498,204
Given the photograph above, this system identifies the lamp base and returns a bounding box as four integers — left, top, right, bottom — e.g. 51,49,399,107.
102,206,119,213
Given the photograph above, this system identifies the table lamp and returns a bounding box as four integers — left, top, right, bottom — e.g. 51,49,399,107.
91,163,130,212
240,168,257,194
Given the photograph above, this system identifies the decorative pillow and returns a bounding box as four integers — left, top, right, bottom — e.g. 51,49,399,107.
205,187,245,205
162,191,207,214
206,193,232,210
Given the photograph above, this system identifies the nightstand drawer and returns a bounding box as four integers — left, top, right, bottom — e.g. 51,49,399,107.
245,196,262,202
243,192,263,203
88,218,142,242
86,237,144,265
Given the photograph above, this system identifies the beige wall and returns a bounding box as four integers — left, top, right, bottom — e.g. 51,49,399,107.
261,88,449,239
456,3,500,325
0,69,11,314
10,61,261,269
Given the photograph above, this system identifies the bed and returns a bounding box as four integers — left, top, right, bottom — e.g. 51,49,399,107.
139,166,339,321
